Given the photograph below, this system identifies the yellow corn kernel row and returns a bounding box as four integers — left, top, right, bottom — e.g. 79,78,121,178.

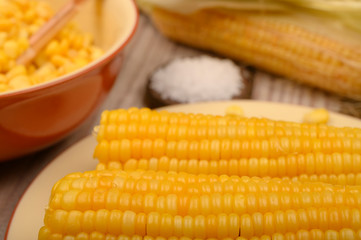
292,173,361,186
50,171,360,212
40,208,361,239
99,108,301,128
93,137,361,163
99,108,231,125
51,170,357,198
97,152,361,177
97,160,361,186
38,228,361,240
149,8,361,100
0,0,103,93
98,108,361,139
96,122,361,142
49,186,361,215
96,169,361,187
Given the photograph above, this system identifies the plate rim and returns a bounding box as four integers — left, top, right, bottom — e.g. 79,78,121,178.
158,100,361,121
4,136,96,239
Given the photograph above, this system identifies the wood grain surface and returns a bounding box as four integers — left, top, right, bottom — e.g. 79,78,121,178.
0,14,360,239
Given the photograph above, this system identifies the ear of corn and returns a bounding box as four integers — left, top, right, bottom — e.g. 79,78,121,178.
94,108,361,185
39,170,361,239
143,7,361,100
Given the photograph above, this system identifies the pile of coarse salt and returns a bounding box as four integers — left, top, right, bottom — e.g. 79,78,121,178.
150,56,243,103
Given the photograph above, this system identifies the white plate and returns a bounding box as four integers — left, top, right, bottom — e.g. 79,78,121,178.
5,100,361,240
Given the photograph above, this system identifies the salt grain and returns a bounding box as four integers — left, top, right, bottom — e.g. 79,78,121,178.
150,56,243,103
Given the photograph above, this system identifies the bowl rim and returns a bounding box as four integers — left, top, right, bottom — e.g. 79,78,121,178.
0,0,139,99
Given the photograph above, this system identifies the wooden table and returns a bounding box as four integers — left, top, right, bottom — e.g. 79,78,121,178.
0,14,358,239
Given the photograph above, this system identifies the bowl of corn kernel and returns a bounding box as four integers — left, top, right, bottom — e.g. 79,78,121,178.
0,0,138,161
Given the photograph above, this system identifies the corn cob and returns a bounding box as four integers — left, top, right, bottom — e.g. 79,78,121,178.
37,229,361,240
94,137,361,163
94,108,361,184
38,229,361,240
40,228,361,239
96,108,361,148
38,230,361,240
39,170,361,239
144,7,361,100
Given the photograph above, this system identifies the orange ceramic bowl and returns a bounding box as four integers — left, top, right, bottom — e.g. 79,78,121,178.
0,0,138,161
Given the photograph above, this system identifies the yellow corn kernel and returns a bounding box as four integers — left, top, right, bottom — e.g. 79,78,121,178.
33,63,56,78
0,83,10,92
17,38,29,51
36,1,53,18
71,35,84,50
45,40,61,56
6,65,27,79
73,58,89,68
0,32,7,46
8,75,31,90
63,63,78,74
225,105,244,118
59,39,70,53
0,19,13,31
28,24,40,35
42,72,57,82
51,55,69,67
27,64,36,74
3,40,18,58
24,9,36,22
0,74,7,83
34,18,46,28
76,49,88,59
0,2,19,16
303,108,330,124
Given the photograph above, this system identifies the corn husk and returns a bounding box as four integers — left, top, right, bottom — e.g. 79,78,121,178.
137,0,361,32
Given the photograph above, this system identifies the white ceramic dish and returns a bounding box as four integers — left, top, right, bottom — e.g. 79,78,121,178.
5,100,361,239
